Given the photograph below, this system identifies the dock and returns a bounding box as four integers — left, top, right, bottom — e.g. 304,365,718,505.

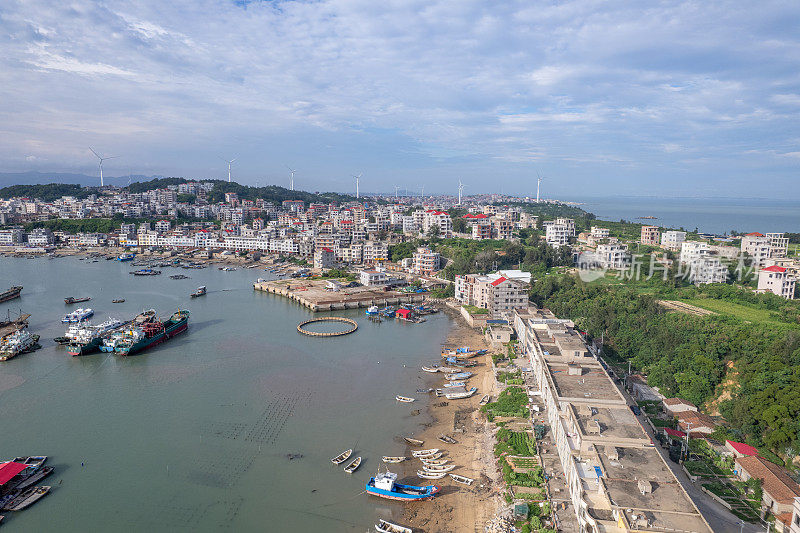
253,279,426,312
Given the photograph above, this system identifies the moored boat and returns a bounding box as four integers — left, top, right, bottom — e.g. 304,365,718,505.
438,435,457,444
375,519,413,533
416,470,446,479
411,448,439,458
403,437,424,447
395,395,415,403
112,299,125,303
114,310,190,356
366,305,379,316
0,286,23,304
449,473,474,485
382,456,406,463
116,253,136,261
445,387,478,400
64,296,91,305
62,308,93,323
0,330,40,361
422,463,455,473
366,471,439,501
67,318,125,356
190,286,206,298
331,449,353,465
7,486,50,511
421,365,440,373
442,381,465,388
343,456,361,473
445,372,473,381
420,457,447,465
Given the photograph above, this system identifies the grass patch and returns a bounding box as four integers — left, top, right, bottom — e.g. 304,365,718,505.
495,428,537,456
681,298,788,326
463,304,488,315
483,387,530,420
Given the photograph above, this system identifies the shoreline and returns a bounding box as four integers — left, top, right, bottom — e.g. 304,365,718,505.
398,304,503,533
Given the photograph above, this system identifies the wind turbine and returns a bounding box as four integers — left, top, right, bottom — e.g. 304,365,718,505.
220,157,236,183
286,166,296,191
536,172,544,203
89,148,119,187
457,180,465,205
420,185,424,198
353,173,362,199
394,185,400,199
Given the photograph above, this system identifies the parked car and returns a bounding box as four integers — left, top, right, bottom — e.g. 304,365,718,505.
629,405,641,416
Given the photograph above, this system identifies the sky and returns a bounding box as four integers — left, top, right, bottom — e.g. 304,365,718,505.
1,0,799,198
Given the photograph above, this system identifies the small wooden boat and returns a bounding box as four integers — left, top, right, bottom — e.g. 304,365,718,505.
416,388,433,393
382,456,406,463
344,456,361,474
395,395,415,403
420,458,447,466
438,435,457,444
421,365,440,373
423,463,455,473
404,437,424,447
442,381,465,388
445,372,473,381
14,466,53,491
331,449,353,465
449,473,474,485
112,299,125,303
417,470,447,479
418,452,443,461
411,448,439,458
479,394,490,406
446,387,478,400
375,519,413,533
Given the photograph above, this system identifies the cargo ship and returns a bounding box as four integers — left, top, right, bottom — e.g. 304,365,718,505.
64,296,91,305
100,310,156,352
66,318,125,356
114,310,189,356
0,329,40,361
0,286,22,304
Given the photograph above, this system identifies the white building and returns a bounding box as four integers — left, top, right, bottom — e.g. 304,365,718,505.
411,246,441,275
741,233,771,266
590,226,610,239
690,257,729,285
767,233,789,258
0,228,24,244
661,231,687,251
758,265,796,300
359,269,388,286
27,228,54,245
679,241,710,264
595,242,630,269
545,223,572,247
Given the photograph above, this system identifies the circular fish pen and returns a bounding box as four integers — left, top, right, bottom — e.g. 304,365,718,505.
296,317,358,337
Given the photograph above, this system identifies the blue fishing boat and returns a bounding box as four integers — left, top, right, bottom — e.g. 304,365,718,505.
366,471,439,501
445,371,473,380
116,253,136,262
366,305,379,316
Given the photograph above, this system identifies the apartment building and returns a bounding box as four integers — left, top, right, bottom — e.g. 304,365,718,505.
491,218,513,240
362,241,388,264
472,221,491,240
690,257,729,285
679,241,710,264
486,277,528,318
545,223,572,247
594,242,631,269
758,265,796,299
661,230,686,251
455,272,529,318
313,247,336,270
0,228,25,244
767,233,789,258
411,246,441,275
590,226,610,239
640,225,661,246
741,233,771,266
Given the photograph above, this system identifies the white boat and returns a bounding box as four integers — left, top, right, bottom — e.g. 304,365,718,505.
421,365,440,373
418,452,443,461
420,458,448,466
449,473,474,485
395,395,415,403
442,381,465,388
404,437,424,446
344,456,361,473
0,329,39,360
423,463,455,473
411,448,439,458
375,519,412,533
446,387,478,400
62,308,94,323
417,470,447,479
331,449,353,465
382,456,406,463
366,305,379,316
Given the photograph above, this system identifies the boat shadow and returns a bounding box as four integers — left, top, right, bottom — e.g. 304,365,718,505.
184,318,225,334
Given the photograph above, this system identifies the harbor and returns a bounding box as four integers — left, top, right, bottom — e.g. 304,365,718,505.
0,255,465,531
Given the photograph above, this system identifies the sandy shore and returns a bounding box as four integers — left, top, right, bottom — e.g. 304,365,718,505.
399,304,503,533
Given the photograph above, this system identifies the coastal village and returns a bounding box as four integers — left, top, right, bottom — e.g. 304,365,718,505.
0,180,799,532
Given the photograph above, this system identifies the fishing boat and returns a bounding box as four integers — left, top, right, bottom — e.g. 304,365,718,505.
14,467,53,492
422,464,455,473
116,253,136,261
418,452,443,461
114,310,190,356
343,456,361,474
375,519,412,533
169,274,190,280
366,471,440,501
416,470,447,479
62,308,94,323
411,449,439,458
365,305,379,316
130,269,161,276
442,381,465,388
479,394,490,406
403,437,424,447
7,486,50,511
449,473,474,486
395,395,415,403
0,330,40,361
331,449,353,465
0,286,22,304
420,457,447,465
438,435,457,444
112,299,125,303
64,296,91,305
445,372,473,381
416,388,433,394
67,318,125,356
190,286,206,298
382,456,406,463
446,387,477,400
421,365,440,373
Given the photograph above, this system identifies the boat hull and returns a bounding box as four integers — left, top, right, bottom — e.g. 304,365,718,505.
365,482,440,501
116,316,188,356
0,287,22,304
67,337,103,356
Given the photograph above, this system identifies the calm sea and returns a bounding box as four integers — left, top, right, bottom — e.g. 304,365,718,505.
569,196,800,235
0,256,451,532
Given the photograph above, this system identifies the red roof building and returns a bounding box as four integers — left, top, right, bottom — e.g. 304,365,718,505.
745,232,765,237
397,308,413,319
0,462,28,485
762,265,787,273
490,276,507,287
664,428,687,439
725,440,760,457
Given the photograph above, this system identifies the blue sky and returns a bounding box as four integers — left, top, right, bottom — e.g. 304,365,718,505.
1,0,799,198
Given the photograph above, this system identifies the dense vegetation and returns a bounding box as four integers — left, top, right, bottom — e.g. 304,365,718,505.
0,183,91,202
204,181,356,205
530,274,800,458
126,177,190,193
494,201,592,220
